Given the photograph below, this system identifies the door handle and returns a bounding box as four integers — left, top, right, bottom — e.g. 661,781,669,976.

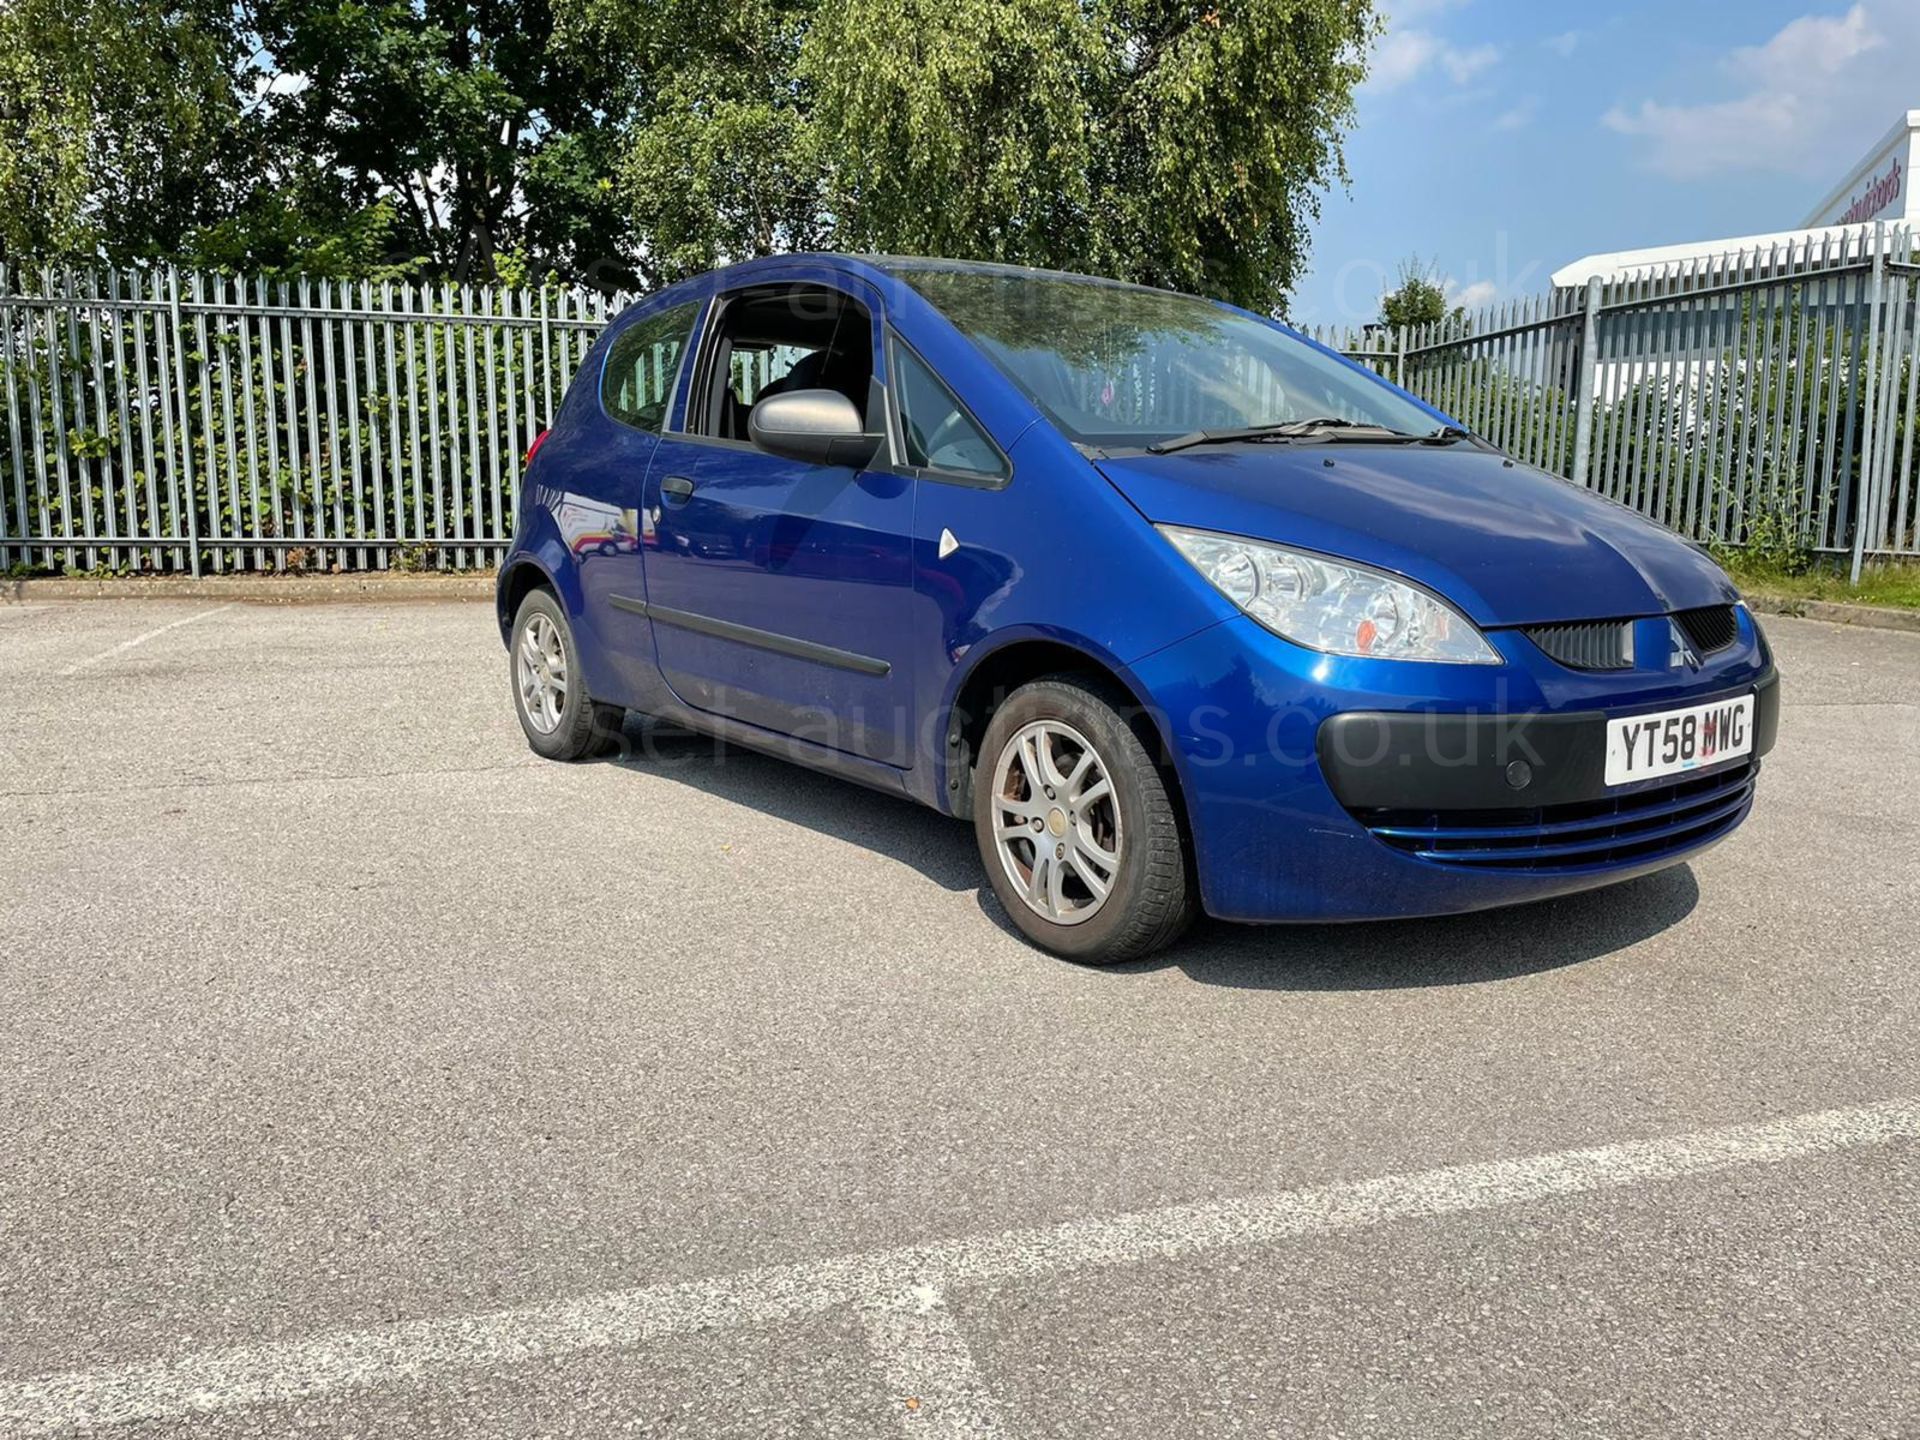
659,475,696,504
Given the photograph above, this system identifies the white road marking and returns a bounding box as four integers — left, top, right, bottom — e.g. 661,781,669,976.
3,1097,1914,1436
58,604,234,677
864,1288,1008,1439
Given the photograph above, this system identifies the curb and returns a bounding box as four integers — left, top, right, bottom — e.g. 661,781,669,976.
1,573,496,605
1745,593,1920,635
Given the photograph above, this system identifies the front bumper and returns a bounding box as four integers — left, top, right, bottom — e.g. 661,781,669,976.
1127,610,1778,923
1316,670,1779,812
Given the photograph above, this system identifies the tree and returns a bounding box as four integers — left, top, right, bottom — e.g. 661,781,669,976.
582,0,831,288
797,0,1098,273
237,0,635,284
1,0,1381,305
582,0,1379,309
0,0,632,282
1379,255,1461,331
0,0,242,265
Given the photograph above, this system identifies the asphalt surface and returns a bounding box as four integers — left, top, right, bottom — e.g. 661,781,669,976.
0,598,1915,1438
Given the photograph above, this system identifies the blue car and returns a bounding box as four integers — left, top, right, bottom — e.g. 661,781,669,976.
498,255,1778,962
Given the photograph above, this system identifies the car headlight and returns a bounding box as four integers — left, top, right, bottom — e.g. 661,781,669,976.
1158,526,1499,664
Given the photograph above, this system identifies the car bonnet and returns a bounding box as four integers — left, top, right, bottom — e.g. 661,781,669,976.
1094,443,1737,627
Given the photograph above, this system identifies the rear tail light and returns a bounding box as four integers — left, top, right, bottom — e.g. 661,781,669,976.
525,428,552,465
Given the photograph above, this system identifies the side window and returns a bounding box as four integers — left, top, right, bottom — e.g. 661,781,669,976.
690,284,876,442
893,341,1007,482
602,301,699,433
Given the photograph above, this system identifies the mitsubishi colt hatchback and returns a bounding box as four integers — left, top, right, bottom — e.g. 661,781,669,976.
498,256,1779,963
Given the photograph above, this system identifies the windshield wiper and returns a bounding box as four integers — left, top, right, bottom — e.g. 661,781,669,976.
1145,417,1485,455
1146,417,1402,454
1257,417,1366,437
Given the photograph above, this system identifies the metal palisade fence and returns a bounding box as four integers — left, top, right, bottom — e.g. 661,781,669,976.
0,266,622,575
3,227,1919,577
1308,222,1920,580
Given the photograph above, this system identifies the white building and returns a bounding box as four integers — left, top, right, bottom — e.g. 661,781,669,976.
1553,110,1919,289
1801,110,1916,228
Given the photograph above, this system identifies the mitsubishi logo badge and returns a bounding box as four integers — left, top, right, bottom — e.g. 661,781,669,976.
1668,619,1700,670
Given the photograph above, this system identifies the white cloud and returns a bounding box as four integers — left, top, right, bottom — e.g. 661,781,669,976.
1386,0,1471,17
1544,29,1582,58
1739,3,1881,83
1446,278,1499,311
1604,94,1801,178
1493,98,1539,132
1440,42,1499,85
1603,3,1909,180
1367,26,1501,93
1370,29,1443,90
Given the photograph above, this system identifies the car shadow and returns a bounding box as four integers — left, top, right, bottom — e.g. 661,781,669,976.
1110,867,1700,991
602,720,985,893
603,720,1701,991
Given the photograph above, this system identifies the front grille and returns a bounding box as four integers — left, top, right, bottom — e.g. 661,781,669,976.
1523,605,1741,671
1522,620,1634,671
1352,761,1756,871
1675,604,1739,655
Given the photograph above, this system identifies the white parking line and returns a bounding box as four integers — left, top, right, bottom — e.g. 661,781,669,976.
58,604,234,677
3,1097,1914,1437
864,1289,1008,1438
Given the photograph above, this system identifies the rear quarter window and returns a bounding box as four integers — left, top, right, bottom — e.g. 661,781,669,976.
602,301,700,432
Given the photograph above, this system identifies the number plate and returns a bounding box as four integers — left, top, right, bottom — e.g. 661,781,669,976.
1604,693,1756,787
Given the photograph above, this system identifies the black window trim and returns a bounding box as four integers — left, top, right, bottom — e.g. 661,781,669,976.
598,297,703,436
883,328,1013,491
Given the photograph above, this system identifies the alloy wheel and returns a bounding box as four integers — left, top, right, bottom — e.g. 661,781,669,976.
516,612,568,734
989,719,1123,926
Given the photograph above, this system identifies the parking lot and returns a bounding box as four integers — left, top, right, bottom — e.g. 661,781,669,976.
1,597,1916,1437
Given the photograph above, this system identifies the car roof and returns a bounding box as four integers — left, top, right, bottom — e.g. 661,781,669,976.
635,253,1216,310
859,255,1199,299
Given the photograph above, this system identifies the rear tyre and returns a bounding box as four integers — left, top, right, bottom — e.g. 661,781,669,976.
974,675,1195,963
510,588,624,760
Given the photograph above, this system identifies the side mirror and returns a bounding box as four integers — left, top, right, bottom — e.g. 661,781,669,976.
747,389,882,469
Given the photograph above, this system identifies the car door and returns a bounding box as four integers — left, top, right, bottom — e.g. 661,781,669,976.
640,274,918,768
571,296,705,703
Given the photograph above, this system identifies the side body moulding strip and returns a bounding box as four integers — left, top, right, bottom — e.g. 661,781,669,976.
607,594,892,677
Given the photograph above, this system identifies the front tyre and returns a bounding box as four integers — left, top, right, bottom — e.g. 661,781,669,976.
974,675,1195,963
510,589,624,760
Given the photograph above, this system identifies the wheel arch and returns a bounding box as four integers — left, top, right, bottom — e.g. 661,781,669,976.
494,508,588,641
495,556,556,644
939,632,1196,847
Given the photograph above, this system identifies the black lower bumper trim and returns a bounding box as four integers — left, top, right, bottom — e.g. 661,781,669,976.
1317,668,1778,812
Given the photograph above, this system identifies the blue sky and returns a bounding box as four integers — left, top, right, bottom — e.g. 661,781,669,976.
1290,0,1920,323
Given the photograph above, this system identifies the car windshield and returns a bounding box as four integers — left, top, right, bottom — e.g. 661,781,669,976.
883,263,1439,450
